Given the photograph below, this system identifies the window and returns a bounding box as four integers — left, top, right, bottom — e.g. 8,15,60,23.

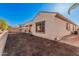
66,23,70,31
73,25,75,31
36,21,45,33
73,25,76,31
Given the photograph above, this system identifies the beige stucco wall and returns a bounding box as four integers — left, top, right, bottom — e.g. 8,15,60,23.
22,21,33,33
31,13,71,40
24,13,79,40
31,13,77,40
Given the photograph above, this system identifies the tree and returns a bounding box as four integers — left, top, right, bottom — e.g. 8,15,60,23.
0,19,8,31
68,3,79,14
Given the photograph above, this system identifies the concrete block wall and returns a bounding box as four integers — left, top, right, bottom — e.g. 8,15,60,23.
0,31,8,56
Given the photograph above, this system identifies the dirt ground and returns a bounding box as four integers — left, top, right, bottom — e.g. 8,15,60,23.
3,33,79,56
60,35,79,47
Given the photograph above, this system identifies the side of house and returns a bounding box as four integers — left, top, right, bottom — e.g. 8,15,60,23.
22,11,79,40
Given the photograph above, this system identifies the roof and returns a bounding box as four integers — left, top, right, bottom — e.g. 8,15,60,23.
38,11,78,26
55,12,77,26
24,11,78,26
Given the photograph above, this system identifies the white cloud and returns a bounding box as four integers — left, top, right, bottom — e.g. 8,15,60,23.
53,3,73,14
42,3,73,15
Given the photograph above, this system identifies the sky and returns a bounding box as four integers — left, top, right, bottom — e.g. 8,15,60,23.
0,3,79,26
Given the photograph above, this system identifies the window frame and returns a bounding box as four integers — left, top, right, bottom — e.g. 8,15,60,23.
36,21,45,33
66,23,70,31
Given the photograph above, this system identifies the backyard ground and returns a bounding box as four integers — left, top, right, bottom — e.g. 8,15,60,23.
2,33,79,56
60,35,79,47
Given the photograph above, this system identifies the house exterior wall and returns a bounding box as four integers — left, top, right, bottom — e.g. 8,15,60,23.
23,12,79,40
21,27,26,33
23,21,33,33
31,13,71,40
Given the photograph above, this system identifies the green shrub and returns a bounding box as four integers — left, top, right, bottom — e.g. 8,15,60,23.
0,19,8,31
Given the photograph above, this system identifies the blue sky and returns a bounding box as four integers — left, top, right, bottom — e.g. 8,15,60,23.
0,3,79,26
